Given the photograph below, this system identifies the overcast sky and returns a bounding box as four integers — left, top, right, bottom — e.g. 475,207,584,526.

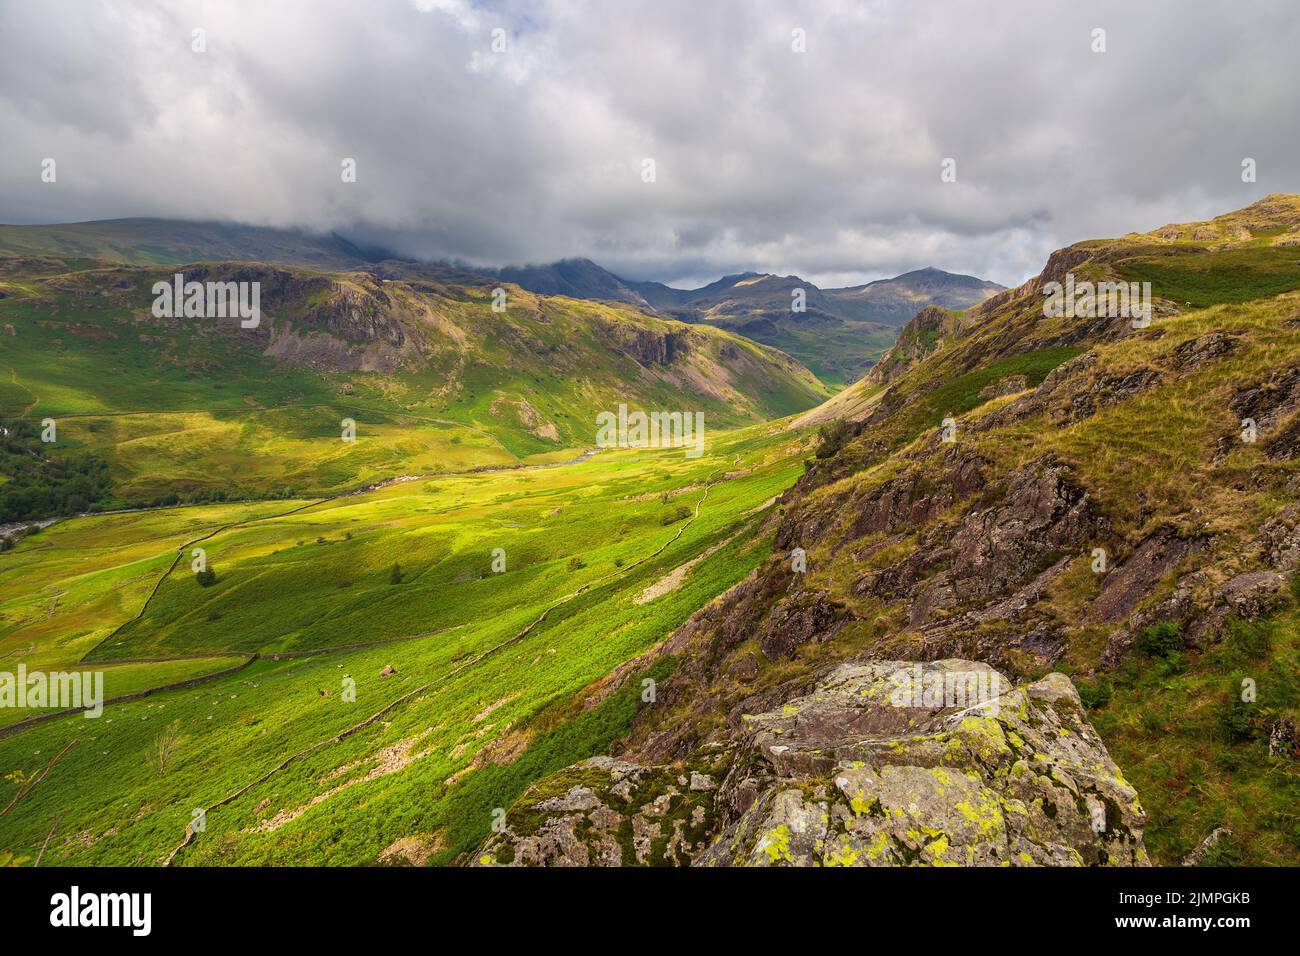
2,0,1298,288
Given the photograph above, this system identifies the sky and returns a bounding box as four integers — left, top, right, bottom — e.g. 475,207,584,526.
2,0,1299,288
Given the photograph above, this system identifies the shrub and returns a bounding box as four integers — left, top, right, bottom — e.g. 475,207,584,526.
1218,684,1256,743
566,556,585,572
195,568,217,587
1154,650,1189,678
814,419,852,459
1135,621,1182,658
1223,617,1272,662
661,505,692,525
1076,678,1112,711
389,563,404,584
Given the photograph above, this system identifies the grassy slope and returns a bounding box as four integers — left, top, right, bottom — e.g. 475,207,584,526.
0,421,813,864
0,657,249,730
1084,605,1300,866
0,500,313,668
0,243,828,865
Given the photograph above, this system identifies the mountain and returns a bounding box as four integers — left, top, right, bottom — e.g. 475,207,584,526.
824,266,1004,327
0,218,394,270
494,258,651,308
463,195,1300,867
7,200,1298,870
500,262,1003,388
648,273,897,387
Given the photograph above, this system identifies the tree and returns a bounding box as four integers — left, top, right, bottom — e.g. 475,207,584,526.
150,721,184,776
389,563,404,584
196,567,217,587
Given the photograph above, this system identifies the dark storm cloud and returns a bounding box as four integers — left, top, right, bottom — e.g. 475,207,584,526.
2,0,1299,287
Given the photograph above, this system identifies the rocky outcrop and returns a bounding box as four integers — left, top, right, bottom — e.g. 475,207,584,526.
754,590,846,659
1060,367,1163,423
1090,531,1205,624
1182,826,1233,866
592,317,694,367
854,457,1096,625
1255,506,1300,573
865,305,954,385
474,660,1148,867
1168,331,1240,371
1230,366,1300,433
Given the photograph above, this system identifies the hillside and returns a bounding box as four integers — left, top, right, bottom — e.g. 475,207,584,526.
0,254,827,514
466,195,1300,867
0,418,821,865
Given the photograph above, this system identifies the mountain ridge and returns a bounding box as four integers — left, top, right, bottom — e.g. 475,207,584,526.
0,218,1003,389
493,257,1002,387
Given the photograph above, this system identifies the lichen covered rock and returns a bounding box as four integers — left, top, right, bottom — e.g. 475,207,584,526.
472,754,726,867
472,660,1148,867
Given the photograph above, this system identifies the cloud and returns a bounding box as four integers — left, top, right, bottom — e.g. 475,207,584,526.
2,0,1298,287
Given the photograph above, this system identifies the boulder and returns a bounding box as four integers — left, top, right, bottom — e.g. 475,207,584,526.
473,660,1148,867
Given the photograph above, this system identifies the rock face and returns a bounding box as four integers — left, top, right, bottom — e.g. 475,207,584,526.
473,660,1148,867
591,317,692,366
865,305,956,385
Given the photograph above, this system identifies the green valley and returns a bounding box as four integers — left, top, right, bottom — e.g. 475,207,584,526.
3,197,1300,870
